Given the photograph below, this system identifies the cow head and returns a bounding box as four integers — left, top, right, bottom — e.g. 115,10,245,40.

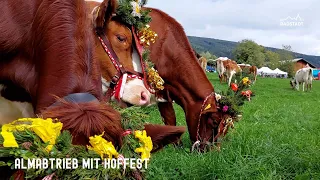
290,78,296,89
189,93,241,151
91,0,153,107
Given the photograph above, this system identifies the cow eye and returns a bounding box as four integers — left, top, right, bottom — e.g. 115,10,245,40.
116,35,126,42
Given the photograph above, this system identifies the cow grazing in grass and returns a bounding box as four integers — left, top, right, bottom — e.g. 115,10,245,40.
192,49,207,72
145,8,241,150
216,58,227,83
198,57,208,72
217,58,242,86
290,67,313,91
0,0,186,151
238,64,258,82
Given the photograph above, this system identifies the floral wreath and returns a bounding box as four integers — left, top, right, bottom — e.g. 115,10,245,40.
213,77,255,140
116,0,164,90
0,118,152,179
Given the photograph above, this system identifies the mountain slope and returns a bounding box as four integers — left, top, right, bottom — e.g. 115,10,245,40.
188,36,320,67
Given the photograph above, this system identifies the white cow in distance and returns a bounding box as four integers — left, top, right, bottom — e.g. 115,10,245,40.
290,67,313,91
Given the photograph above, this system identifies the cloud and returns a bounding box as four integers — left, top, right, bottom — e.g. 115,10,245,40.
146,0,320,55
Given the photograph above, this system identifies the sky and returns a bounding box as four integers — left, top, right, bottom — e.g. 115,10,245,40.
146,0,320,56
95,0,320,56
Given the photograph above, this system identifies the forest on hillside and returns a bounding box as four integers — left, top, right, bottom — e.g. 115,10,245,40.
188,36,320,68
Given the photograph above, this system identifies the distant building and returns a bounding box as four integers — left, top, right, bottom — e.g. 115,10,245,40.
281,58,317,71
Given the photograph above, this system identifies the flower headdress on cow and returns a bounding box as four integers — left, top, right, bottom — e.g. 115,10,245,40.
116,0,164,90
213,77,255,142
0,117,153,179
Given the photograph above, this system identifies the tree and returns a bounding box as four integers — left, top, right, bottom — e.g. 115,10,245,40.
277,45,295,77
207,59,216,66
265,50,281,69
277,44,294,61
233,39,265,67
200,51,217,60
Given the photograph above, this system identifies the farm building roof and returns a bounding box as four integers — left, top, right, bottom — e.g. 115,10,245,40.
282,58,317,68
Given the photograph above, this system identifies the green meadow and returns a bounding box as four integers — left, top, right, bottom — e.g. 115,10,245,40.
141,73,320,180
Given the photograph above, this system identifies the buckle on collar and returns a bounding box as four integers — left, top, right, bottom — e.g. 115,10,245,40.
110,75,120,88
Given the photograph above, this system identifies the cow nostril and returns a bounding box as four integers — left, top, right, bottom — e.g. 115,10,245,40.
141,91,148,101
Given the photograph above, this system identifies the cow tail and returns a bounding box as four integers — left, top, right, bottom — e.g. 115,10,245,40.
308,69,313,81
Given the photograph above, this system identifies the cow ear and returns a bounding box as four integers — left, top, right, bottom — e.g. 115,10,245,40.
144,124,186,152
201,95,218,115
93,0,118,31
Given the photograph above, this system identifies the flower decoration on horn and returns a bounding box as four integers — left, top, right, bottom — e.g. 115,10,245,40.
116,0,152,30
130,0,141,17
116,0,164,91
147,67,165,90
138,24,158,47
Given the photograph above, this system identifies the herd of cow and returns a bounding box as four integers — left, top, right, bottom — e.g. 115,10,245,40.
0,0,315,178
195,55,314,92
0,0,241,167
214,57,257,85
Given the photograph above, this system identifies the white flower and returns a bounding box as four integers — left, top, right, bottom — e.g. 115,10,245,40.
215,93,222,102
130,1,141,18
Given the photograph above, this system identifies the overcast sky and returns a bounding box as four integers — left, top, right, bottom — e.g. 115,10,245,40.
95,0,320,56
147,0,320,56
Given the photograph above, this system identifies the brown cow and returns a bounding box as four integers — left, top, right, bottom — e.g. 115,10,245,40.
145,8,238,150
0,0,186,150
217,59,242,86
61,1,237,151
0,2,188,178
238,64,258,82
198,57,208,72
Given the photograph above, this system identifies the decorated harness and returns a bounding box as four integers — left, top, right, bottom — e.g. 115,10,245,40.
92,1,164,103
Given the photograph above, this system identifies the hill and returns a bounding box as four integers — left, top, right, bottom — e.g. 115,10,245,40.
188,36,320,68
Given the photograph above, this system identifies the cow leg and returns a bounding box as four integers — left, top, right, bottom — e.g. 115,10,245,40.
310,82,312,91
157,102,184,147
157,102,177,126
302,82,305,92
228,71,235,86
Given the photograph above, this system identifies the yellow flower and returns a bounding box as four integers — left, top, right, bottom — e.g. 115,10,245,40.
1,119,32,148
242,77,250,85
1,131,18,148
134,130,153,161
0,118,62,151
87,132,119,159
30,118,63,152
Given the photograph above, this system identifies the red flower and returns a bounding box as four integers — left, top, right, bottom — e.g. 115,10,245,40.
241,90,252,101
230,83,238,92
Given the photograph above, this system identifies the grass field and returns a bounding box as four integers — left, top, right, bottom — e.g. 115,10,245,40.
139,73,320,180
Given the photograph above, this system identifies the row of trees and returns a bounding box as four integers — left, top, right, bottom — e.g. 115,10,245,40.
199,39,296,77
200,51,217,66
233,40,295,77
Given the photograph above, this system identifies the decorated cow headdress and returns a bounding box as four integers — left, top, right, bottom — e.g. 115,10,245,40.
93,0,164,102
